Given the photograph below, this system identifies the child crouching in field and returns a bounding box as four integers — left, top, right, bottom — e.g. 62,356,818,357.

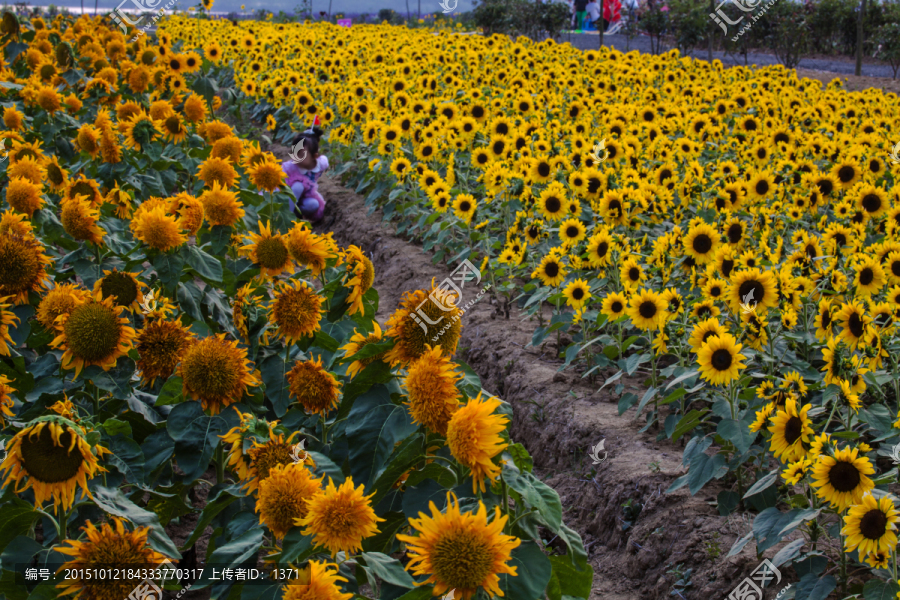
283,124,329,223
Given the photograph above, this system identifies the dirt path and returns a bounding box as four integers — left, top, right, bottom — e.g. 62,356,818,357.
262,140,792,598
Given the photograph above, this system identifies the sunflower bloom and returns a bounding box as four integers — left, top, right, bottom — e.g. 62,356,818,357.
842,494,899,557
403,345,462,436
257,462,323,540
396,493,521,600
811,446,875,511
287,356,342,416
297,477,383,557
266,279,323,344
447,393,509,493
178,334,261,415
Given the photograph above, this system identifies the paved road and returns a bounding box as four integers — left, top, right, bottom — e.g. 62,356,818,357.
560,31,897,78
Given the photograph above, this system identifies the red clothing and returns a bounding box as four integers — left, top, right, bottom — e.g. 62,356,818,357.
603,0,621,22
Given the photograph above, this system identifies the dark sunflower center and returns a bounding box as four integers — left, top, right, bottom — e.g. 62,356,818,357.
565,226,579,238
538,163,550,177
783,416,803,445
459,201,471,212
544,262,559,278
692,234,712,254
628,267,640,281
572,288,585,300
862,194,881,213
20,425,85,483
597,241,608,257
755,180,769,195
859,268,874,286
256,237,289,269
727,224,742,244
100,272,138,307
431,530,494,590
710,348,733,371
738,280,765,306
611,300,623,313
639,301,657,319
892,260,900,277
64,302,122,362
721,259,734,277
821,311,832,328
544,197,561,213
837,166,855,183
828,461,861,492
848,312,864,338
859,509,889,540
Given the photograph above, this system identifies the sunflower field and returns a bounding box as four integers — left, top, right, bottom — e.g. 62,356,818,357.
152,14,900,598
0,11,593,600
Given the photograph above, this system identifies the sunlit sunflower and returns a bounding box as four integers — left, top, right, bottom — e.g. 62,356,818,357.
782,457,813,485
811,446,875,511
627,289,666,331
404,344,461,436
179,333,260,415
1,417,108,511
684,222,720,264
834,301,871,348
562,278,591,310
532,254,566,287
287,224,335,277
396,493,520,600
297,476,383,557
122,113,161,151
447,392,508,493
729,268,778,314
697,333,746,386
250,160,285,192
266,279,323,344
282,560,353,600
688,318,728,353
601,292,627,321
197,155,238,189
384,283,463,366
131,204,187,252
342,245,375,316
242,221,294,277
287,355,342,416
199,181,244,227
767,398,813,463
842,493,900,557
135,319,193,386
36,284,90,330
50,291,135,378
340,323,389,379
537,183,567,221
256,461,323,540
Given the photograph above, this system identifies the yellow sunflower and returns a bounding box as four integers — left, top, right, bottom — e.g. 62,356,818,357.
200,181,245,227
767,398,813,463
404,344,462,436
242,221,294,277
135,319,193,385
178,333,261,415
130,204,187,252
1,417,108,511
396,493,520,600
257,462,323,540
842,494,899,557
696,333,746,386
342,245,375,316
287,224,335,277
266,279,323,344
287,355,342,416
297,476,384,557
384,283,463,366
340,323,389,379
811,446,875,511
282,561,352,600
627,289,666,331
93,269,146,312
50,290,135,378
447,392,508,493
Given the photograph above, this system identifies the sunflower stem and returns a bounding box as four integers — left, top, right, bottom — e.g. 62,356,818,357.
92,386,100,416
500,477,510,528
215,441,225,484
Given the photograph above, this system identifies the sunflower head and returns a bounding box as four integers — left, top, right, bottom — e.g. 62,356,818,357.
178,333,261,415
447,392,508,493
266,279,323,344
256,462,323,539
1,416,108,512
384,283,463,366
296,476,384,557
811,445,875,511
403,344,462,436
242,221,294,278
340,322,388,379
135,319,193,385
287,355,342,416
94,269,146,312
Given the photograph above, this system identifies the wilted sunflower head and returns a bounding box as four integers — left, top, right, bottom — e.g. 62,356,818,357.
287,355,342,416
178,333,261,415
0,416,108,512
384,282,463,366
0,231,51,304
56,518,170,599
135,319,193,386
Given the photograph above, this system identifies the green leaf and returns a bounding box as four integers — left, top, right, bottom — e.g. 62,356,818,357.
501,464,562,532
726,531,753,558
360,552,415,589
404,462,458,489
101,418,132,437
633,386,658,419
391,588,434,600
200,527,264,588
185,245,224,282
777,508,821,537
0,500,40,551
506,443,534,473
91,486,180,559
742,472,778,499
167,401,233,482
277,529,317,565
687,453,728,495
671,409,708,442
717,418,755,455
155,376,184,406
343,338,395,363
345,385,418,489
369,434,425,505
547,555,593,600
497,542,552,600
864,580,900,600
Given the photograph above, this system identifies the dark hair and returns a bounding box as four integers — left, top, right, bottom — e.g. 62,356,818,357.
291,126,324,156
